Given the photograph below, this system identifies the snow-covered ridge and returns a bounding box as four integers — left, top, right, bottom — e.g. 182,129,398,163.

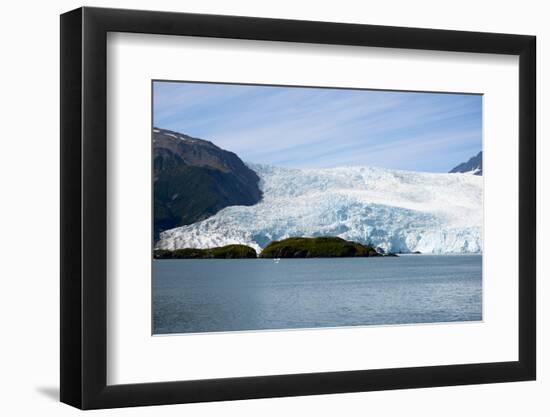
156,164,483,254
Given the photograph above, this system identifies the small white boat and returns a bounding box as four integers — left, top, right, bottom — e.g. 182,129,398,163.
273,258,281,263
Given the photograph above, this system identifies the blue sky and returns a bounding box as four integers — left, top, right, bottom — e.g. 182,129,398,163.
153,81,482,172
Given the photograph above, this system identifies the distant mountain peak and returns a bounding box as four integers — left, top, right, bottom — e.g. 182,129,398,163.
449,151,482,175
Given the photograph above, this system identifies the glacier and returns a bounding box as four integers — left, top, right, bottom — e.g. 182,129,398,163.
156,164,483,254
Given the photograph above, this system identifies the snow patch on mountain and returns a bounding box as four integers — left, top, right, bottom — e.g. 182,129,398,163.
449,151,483,176
156,164,483,254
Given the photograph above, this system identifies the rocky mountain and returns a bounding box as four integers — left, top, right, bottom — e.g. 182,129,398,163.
153,128,262,240
449,151,482,175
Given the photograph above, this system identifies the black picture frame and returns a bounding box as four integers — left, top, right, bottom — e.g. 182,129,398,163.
60,6,536,410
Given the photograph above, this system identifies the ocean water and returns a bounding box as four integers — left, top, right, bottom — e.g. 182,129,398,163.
153,255,482,334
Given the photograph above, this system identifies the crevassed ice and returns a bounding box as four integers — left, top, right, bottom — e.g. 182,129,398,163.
156,164,483,254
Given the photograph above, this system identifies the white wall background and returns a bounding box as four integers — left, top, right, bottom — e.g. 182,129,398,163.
0,0,545,415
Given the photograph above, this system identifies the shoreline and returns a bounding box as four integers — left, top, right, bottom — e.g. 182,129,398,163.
154,236,482,260
153,252,483,260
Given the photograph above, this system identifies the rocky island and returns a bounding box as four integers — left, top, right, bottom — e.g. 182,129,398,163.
260,237,396,258
154,244,257,259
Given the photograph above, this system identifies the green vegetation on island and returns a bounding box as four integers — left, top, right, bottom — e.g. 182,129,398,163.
260,236,396,258
154,244,257,259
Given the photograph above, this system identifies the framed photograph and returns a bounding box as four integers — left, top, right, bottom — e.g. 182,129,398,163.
60,6,536,409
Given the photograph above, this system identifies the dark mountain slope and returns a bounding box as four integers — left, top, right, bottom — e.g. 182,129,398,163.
153,128,262,240
449,151,482,175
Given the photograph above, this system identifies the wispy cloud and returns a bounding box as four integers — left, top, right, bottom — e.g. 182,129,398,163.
153,81,482,172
